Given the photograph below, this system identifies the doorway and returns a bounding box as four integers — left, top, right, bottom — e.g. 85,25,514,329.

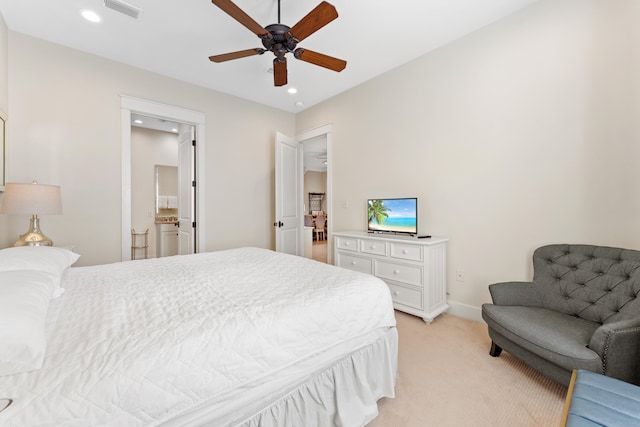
298,124,333,264
130,116,193,258
120,96,207,261
303,136,328,263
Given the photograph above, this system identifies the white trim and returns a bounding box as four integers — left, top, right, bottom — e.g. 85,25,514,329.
446,300,483,323
120,95,207,261
296,124,333,264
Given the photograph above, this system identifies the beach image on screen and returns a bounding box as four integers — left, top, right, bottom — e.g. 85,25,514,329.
368,198,417,233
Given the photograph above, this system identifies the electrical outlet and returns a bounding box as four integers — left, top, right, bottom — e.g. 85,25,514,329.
456,270,465,282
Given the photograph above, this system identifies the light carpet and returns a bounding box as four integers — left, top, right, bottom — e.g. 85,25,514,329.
368,311,567,426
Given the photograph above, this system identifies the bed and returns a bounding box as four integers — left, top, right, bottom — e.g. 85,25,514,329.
0,246,397,426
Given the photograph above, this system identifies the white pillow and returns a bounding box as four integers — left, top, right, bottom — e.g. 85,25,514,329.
0,270,57,377
0,246,80,285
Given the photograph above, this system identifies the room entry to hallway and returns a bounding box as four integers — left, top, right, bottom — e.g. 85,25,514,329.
274,125,332,264
303,137,328,264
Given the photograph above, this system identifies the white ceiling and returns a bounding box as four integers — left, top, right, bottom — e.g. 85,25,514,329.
0,0,539,113
131,113,179,133
303,136,327,173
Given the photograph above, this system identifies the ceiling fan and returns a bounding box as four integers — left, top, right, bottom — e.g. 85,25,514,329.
208,0,347,87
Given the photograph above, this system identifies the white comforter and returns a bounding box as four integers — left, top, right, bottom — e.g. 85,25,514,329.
0,248,395,426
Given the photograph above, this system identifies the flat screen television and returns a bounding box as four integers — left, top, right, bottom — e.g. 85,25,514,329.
367,198,417,235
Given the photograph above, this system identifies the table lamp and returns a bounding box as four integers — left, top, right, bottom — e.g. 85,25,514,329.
0,181,62,246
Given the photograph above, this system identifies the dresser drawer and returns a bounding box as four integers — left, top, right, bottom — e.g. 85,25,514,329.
336,253,372,274
387,282,423,310
375,260,422,287
390,243,422,262
335,236,359,252
360,239,388,256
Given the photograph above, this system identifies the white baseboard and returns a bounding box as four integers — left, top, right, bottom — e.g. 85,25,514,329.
447,300,483,323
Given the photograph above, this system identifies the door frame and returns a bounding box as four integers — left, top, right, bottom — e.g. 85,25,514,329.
296,124,333,264
120,95,207,261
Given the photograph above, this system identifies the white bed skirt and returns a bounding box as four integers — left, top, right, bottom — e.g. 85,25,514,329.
164,326,398,427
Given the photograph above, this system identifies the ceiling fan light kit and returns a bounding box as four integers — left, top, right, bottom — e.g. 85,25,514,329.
209,0,347,87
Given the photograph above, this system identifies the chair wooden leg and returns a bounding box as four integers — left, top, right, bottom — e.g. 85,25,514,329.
489,341,502,357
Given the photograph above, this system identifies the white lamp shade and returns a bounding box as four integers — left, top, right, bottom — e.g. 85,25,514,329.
0,182,62,215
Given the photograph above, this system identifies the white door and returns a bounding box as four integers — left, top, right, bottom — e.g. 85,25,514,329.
178,124,195,255
275,132,303,255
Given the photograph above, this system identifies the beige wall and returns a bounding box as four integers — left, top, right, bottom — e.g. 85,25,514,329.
304,171,327,213
296,0,640,316
0,12,8,243
6,32,295,265
4,0,639,316
0,11,6,112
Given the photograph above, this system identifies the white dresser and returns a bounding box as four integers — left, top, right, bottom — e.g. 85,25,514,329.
333,231,448,323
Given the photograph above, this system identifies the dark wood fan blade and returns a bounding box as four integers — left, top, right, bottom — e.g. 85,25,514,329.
294,48,346,72
211,0,272,39
209,48,265,62
273,58,288,87
289,1,338,42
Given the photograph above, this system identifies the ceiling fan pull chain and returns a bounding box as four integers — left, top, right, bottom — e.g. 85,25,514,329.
278,0,281,24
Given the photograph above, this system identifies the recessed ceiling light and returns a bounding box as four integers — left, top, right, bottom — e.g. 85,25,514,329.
287,88,298,94
80,9,102,23
295,101,304,108
133,119,143,124
171,128,178,133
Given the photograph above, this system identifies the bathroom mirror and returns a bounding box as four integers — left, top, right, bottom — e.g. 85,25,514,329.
155,165,178,214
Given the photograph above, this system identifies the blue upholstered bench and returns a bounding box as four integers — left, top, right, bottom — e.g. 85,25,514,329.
561,370,640,426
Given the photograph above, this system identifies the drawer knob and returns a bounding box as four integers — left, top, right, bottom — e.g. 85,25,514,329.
371,245,376,249
394,270,400,274
393,291,400,296
402,249,408,254
345,242,350,246
351,261,356,265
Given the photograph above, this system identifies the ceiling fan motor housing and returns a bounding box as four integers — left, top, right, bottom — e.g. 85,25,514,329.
263,23,298,57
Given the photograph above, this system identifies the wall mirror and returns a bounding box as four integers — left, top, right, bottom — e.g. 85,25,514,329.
0,109,6,191
155,165,178,214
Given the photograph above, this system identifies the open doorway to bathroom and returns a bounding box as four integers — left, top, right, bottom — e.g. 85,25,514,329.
130,114,195,259
120,95,206,262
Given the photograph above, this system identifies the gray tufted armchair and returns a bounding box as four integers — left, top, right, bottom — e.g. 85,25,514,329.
482,244,640,386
